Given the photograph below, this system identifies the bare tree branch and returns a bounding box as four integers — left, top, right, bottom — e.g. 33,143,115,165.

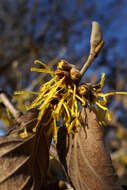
0,92,21,122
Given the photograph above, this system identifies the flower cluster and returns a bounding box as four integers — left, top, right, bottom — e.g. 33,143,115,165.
15,60,127,143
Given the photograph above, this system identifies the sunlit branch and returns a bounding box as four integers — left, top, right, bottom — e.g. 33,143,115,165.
0,92,21,122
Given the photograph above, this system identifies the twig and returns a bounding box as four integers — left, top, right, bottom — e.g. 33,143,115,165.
0,92,21,122
80,22,104,77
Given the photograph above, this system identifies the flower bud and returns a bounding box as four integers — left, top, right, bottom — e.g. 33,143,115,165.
70,67,81,81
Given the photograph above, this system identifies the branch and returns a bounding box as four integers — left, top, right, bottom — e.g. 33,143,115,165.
0,92,21,122
80,21,104,77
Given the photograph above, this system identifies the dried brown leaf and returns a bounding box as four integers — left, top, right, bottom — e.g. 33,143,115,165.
0,109,49,190
57,108,123,190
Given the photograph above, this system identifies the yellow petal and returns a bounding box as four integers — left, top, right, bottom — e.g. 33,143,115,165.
31,67,55,75
100,72,105,88
34,60,51,70
14,90,39,95
63,102,71,123
96,101,108,111
19,128,28,138
53,117,57,144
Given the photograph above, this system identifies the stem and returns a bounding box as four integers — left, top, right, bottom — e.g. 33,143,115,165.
80,21,104,78
0,93,21,122
80,53,95,76
80,40,104,77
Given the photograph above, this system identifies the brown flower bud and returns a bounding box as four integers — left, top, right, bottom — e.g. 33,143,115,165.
70,67,81,81
57,60,72,71
77,85,87,96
